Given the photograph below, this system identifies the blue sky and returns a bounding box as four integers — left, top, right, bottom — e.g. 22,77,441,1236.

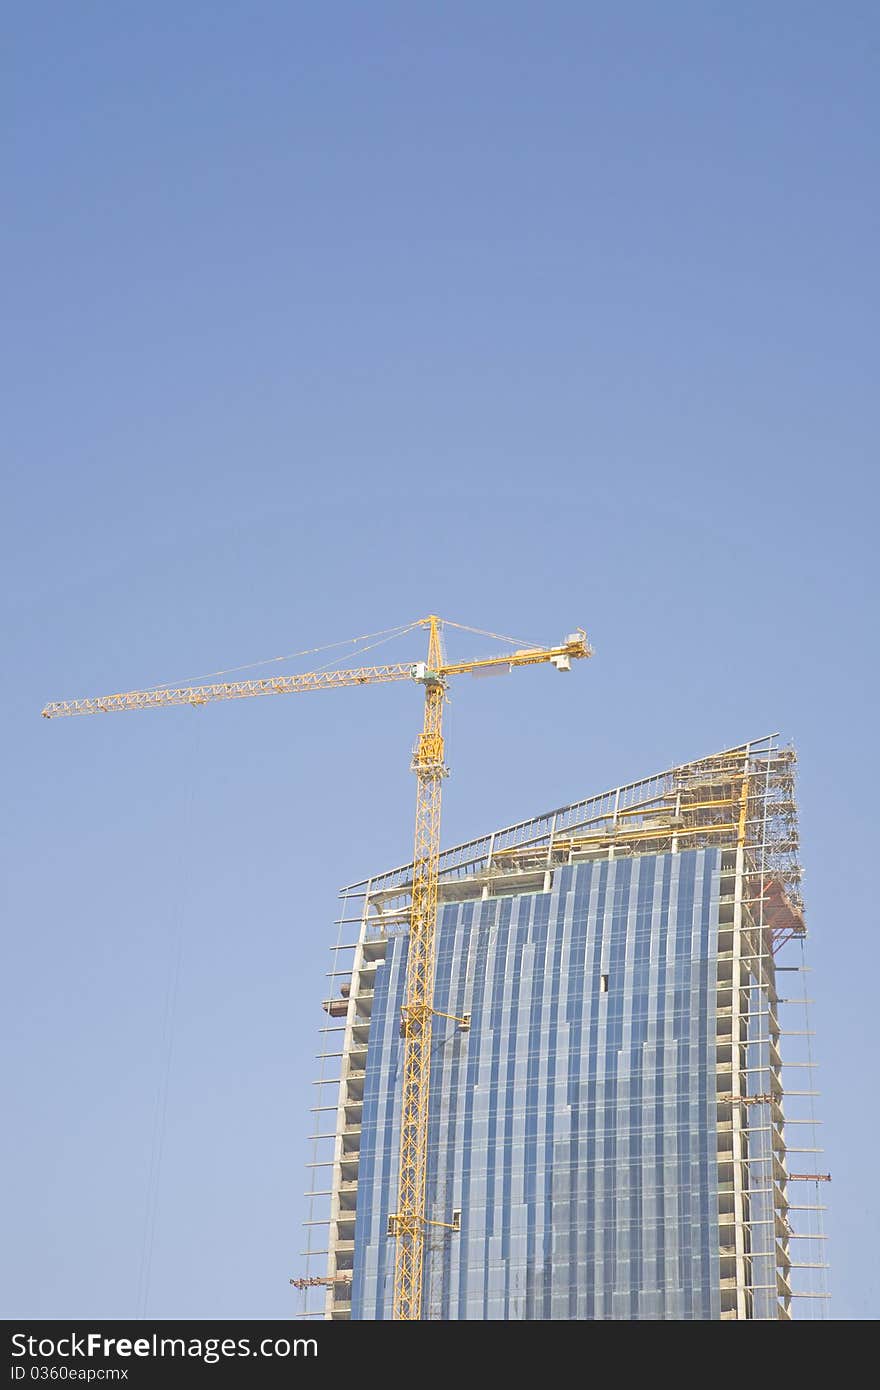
3,2,877,1319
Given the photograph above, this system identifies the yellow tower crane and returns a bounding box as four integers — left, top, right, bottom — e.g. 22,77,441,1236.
42,615,592,1320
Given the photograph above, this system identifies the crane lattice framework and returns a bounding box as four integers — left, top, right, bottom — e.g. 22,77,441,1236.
43,615,591,1320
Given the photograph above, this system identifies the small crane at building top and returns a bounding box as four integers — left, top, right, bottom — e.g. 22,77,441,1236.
43,615,591,1319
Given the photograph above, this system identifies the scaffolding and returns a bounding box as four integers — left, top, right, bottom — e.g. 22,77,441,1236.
298,736,828,1320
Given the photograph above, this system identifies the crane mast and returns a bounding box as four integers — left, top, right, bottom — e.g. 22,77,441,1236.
393,615,446,1320
42,615,591,1319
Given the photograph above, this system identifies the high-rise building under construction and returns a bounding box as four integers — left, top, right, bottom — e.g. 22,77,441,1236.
301,737,827,1320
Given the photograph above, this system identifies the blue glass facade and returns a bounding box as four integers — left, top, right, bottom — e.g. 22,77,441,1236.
350,848,722,1320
